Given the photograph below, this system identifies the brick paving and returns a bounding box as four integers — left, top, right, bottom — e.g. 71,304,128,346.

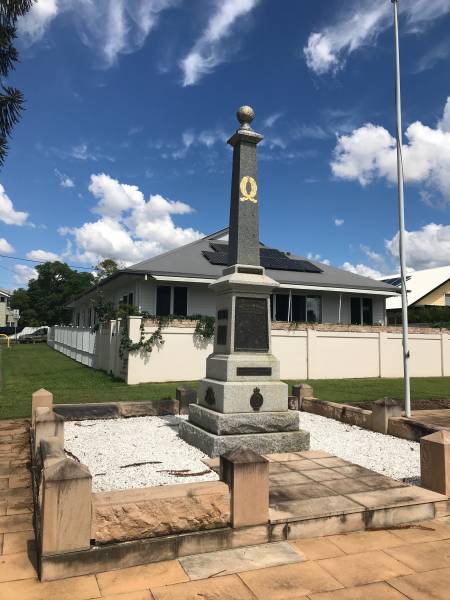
411,409,450,429
2,419,450,599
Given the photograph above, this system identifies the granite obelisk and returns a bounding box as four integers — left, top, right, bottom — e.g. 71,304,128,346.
179,106,310,457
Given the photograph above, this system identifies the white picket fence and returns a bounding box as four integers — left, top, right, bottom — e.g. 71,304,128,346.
48,321,125,377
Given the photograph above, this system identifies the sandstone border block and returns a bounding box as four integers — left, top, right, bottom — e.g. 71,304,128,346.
32,388,53,428
421,430,450,495
221,447,269,528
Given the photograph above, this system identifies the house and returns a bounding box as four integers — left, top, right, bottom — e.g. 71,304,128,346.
69,229,398,327
0,289,19,328
381,266,450,319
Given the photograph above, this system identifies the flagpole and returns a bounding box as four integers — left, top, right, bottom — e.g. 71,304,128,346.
392,0,411,418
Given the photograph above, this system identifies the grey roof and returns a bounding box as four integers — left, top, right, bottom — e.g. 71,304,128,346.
123,228,398,294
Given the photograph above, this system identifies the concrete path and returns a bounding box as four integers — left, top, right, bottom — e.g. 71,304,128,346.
2,419,450,598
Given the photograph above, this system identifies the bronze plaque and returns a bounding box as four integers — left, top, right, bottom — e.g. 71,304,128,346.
236,367,272,376
234,297,269,352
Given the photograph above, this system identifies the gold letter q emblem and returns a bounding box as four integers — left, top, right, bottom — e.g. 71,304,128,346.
239,176,258,203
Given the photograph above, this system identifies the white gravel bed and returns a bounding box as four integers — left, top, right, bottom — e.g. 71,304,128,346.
65,412,420,493
300,412,420,483
64,415,218,492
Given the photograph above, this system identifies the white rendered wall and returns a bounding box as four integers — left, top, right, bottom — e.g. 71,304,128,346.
50,321,450,383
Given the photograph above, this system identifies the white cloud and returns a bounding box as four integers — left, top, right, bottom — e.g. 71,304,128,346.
19,0,177,67
264,137,286,150
304,0,450,75
331,97,450,202
0,238,14,254
307,252,330,266
334,218,344,226
339,223,450,277
263,113,283,128
54,168,74,188
438,96,450,132
26,249,60,262
385,223,450,270
341,261,382,280
292,124,329,140
360,245,388,271
14,264,37,286
0,184,30,226
180,0,260,86
172,129,226,158
89,173,144,219
18,0,58,43
61,176,74,188
60,173,203,265
415,39,450,73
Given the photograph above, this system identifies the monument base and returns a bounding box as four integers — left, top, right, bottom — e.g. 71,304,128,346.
178,419,310,457
188,403,300,435
198,379,289,413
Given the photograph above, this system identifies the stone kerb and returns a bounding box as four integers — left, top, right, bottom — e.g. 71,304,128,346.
220,447,269,528
32,388,53,428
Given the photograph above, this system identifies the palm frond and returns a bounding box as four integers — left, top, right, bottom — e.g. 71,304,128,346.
0,25,17,76
0,1,34,24
0,135,8,167
0,85,23,137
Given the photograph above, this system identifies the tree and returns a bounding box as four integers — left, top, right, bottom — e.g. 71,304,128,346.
10,261,94,326
94,258,120,282
0,0,36,166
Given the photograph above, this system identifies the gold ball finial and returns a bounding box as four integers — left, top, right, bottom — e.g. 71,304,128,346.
237,105,255,129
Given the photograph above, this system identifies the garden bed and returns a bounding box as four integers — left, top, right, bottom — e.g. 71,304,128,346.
64,415,218,492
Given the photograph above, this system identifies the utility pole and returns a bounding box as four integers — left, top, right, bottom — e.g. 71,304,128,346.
392,0,411,417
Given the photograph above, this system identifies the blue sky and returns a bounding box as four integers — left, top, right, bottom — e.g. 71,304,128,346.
1,0,450,289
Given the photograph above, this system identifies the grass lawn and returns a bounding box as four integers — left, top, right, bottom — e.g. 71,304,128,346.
1,343,450,419
296,377,450,406
0,343,197,419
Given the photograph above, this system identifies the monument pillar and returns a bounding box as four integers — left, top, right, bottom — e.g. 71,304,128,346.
179,106,310,457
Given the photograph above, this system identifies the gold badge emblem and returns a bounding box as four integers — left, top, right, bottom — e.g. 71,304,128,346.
239,176,258,203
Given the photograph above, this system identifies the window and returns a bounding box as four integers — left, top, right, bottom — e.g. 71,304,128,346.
156,285,187,317
351,297,373,325
128,293,134,307
173,287,187,316
445,294,450,307
275,294,289,321
362,298,373,325
292,295,306,322
350,297,361,325
271,292,322,323
306,296,321,323
0,297,4,302
156,286,171,316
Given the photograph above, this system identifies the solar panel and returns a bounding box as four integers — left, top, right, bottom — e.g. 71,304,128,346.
381,275,411,287
202,250,228,265
202,245,322,273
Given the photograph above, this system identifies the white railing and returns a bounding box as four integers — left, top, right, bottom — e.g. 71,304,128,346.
48,325,98,367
